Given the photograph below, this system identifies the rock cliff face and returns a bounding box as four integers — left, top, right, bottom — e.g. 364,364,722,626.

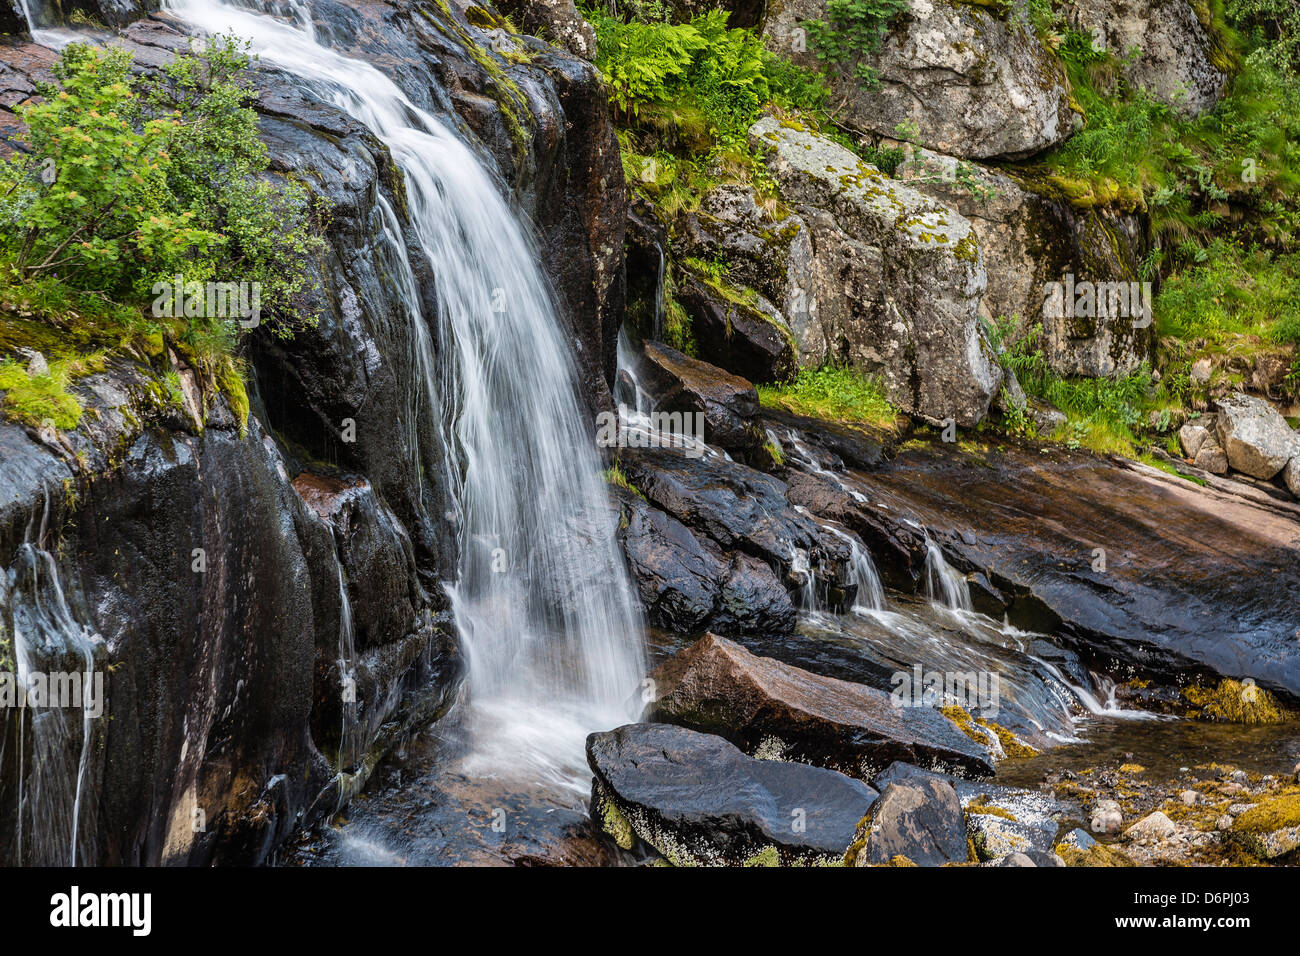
0,0,626,864
765,0,1080,160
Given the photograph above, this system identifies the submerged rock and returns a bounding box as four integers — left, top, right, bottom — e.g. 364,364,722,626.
587,723,877,866
647,633,995,779
846,778,968,867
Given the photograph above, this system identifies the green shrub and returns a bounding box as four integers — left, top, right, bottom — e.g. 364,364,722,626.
0,37,324,343
804,0,910,88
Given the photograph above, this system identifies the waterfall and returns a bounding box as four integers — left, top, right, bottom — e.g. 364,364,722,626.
1,493,103,866
651,242,665,342
163,0,645,788
820,524,884,613
334,560,359,776
924,537,973,613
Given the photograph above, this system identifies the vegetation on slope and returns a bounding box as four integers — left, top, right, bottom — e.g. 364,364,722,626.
0,37,324,433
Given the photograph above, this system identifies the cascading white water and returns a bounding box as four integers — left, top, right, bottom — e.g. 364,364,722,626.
924,538,973,613
334,560,359,775
163,0,645,789
2,488,102,866
820,524,884,613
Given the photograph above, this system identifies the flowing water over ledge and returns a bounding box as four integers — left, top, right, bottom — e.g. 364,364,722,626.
165,0,646,790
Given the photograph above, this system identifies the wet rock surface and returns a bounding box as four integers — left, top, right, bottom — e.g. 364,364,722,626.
587,722,877,865
646,633,995,779
852,436,1300,699
616,444,857,632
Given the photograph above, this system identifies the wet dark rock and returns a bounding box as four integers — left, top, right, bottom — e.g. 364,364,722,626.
713,553,796,635
616,490,796,636
24,0,158,30
617,491,729,633
637,342,760,452
0,0,26,37
760,407,889,472
854,438,1300,700
846,778,968,867
587,722,877,866
647,633,994,779
620,445,855,611
676,269,796,385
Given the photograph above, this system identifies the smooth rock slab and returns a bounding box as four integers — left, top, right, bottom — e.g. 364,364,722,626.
587,723,877,866
647,633,994,780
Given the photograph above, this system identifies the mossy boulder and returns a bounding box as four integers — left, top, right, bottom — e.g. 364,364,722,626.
895,145,1154,378
1070,0,1228,118
1231,794,1300,859
749,117,1002,426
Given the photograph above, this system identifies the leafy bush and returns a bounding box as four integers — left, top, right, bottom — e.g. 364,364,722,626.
805,0,910,88
0,37,323,343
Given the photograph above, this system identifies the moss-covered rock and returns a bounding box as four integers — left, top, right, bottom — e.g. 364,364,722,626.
748,117,1003,427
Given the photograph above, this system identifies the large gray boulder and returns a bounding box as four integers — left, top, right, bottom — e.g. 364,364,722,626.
749,116,1002,425
587,723,877,865
894,145,1153,376
764,0,1078,159
1214,393,1300,480
1071,0,1228,117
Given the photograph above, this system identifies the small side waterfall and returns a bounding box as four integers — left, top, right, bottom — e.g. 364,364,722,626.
334,561,359,776
166,0,646,789
1,495,103,866
924,538,973,613
821,524,884,613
